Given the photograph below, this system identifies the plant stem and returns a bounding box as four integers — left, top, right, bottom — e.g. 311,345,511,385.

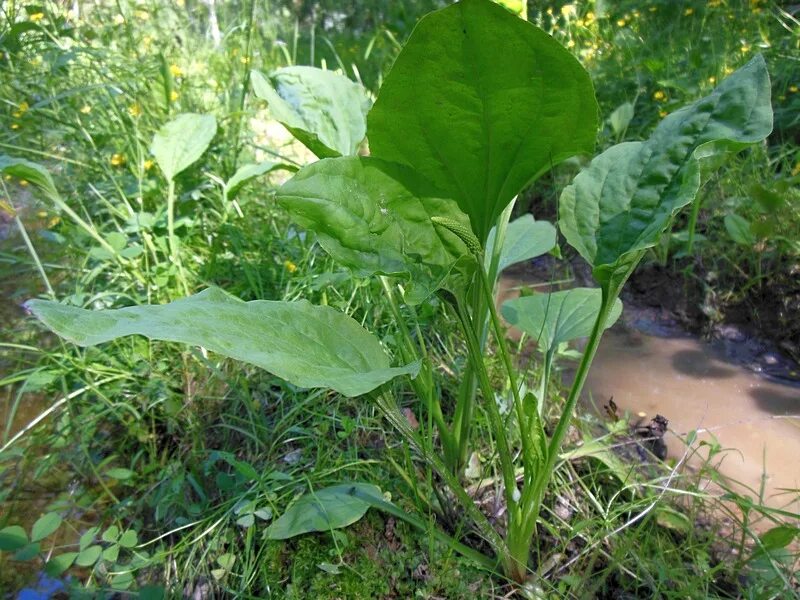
14,215,54,297
166,178,189,295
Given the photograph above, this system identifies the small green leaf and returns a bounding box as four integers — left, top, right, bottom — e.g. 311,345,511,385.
75,544,102,566
317,562,342,574
655,507,692,533
368,0,597,242
44,552,78,576
101,544,120,562
251,67,370,158
608,102,635,137
236,514,255,528
560,55,772,289
217,553,236,570
110,572,134,590
14,542,41,561
759,525,799,551
0,156,60,202
27,287,418,398
724,213,755,246
0,525,28,551
138,585,166,600
266,483,381,540
31,512,62,542
79,526,98,551
485,215,557,273
502,288,623,353
150,113,217,181
224,161,297,200
101,525,120,543
118,529,138,548
105,468,135,481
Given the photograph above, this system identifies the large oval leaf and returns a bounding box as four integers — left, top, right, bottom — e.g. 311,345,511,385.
367,0,597,243
501,288,622,353
251,67,370,158
27,288,417,397
151,113,218,181
266,483,381,540
276,156,471,304
559,55,772,288
484,214,557,274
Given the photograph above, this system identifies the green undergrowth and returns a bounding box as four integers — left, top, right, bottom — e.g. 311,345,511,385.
1,0,799,597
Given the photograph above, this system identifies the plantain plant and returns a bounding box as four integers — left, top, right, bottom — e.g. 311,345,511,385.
27,0,772,585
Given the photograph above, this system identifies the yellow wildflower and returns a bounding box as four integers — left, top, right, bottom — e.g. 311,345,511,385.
789,85,798,93
791,162,800,177
11,123,20,130
741,44,751,53
128,103,142,117
653,90,666,101
37,210,48,218
143,159,154,171
110,153,125,166
284,260,297,273
684,8,694,16
4,175,11,181
240,56,251,65
659,110,668,118
80,104,92,114
19,179,28,187
169,64,182,77
723,66,734,75
114,14,125,25
585,11,595,23
17,101,29,114
649,6,658,12
29,12,44,22
567,39,576,48
170,90,179,102
708,76,716,84
616,18,626,27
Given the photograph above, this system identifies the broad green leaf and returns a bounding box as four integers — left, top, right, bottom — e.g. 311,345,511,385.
75,544,102,566
102,525,120,543
0,525,28,551
44,552,78,577
724,213,755,246
367,0,597,243
484,215,557,273
30,512,62,542
0,156,60,202
150,113,217,181
501,288,623,353
27,287,418,397
14,542,40,561
105,467,135,481
224,161,297,200
560,55,772,289
276,156,471,304
266,483,381,539
251,67,370,158
655,507,692,533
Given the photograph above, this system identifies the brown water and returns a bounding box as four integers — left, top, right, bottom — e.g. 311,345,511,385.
499,271,800,510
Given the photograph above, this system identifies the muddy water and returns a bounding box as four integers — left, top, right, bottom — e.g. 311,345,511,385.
498,271,800,510
586,329,800,508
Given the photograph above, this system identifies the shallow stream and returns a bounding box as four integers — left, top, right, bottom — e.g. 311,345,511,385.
500,272,800,511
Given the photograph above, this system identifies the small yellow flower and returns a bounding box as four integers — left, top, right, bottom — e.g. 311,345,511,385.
684,8,694,16
78,105,91,115
585,11,595,23
791,162,800,177
708,76,716,84
169,64,182,77
659,110,668,118
723,66,734,75
284,260,297,273
143,159,154,171
19,179,29,187
110,153,125,167
653,90,666,101
128,103,142,117
18,101,29,114
741,44,751,53
3,175,11,181
649,6,658,12
567,39,576,48
11,123,20,130
170,90,179,102
789,85,798,93
29,12,44,22
239,56,251,65
616,18,626,27
114,14,125,25
37,210,48,218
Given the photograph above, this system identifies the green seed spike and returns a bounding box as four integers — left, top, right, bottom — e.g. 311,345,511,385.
431,216,482,256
